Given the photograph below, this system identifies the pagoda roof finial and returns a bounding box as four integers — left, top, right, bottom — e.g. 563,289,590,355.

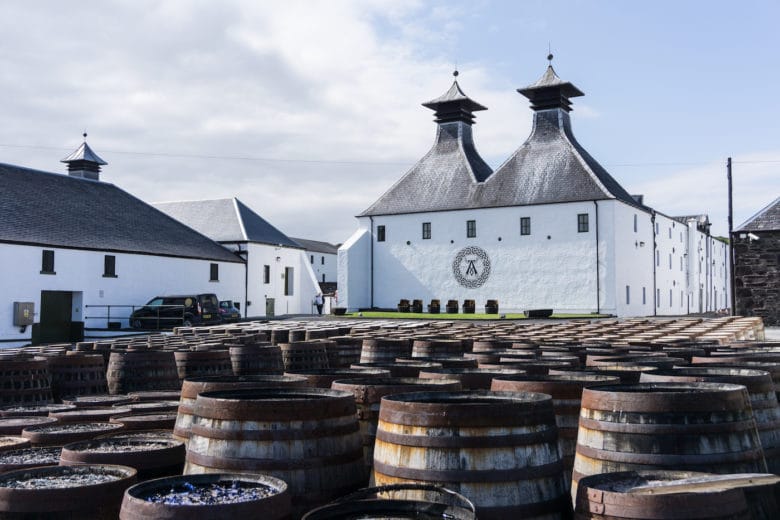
517,56,584,112
422,70,487,125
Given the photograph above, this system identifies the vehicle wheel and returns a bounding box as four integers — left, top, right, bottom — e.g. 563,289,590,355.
182,316,194,327
131,319,144,329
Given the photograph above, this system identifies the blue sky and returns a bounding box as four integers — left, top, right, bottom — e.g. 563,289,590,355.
0,0,777,241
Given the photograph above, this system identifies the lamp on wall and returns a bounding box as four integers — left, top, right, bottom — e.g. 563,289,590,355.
275,256,281,262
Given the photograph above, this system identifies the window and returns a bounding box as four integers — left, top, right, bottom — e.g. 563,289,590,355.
669,253,672,269
656,288,660,307
321,256,325,265
680,257,684,271
655,222,659,234
466,220,476,238
377,225,385,242
669,289,673,307
626,285,630,305
577,213,589,232
668,227,672,239
642,287,646,305
681,291,684,307
41,250,55,274
209,263,219,281
656,250,660,266
310,255,314,264
322,274,326,283
633,214,637,232
103,255,116,277
520,217,531,236
284,267,294,295
422,222,431,240
263,265,270,284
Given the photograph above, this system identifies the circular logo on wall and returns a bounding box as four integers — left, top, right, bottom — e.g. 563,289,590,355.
452,246,491,288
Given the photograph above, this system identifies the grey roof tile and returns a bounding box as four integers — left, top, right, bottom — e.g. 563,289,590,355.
291,237,339,254
60,142,107,165
0,163,241,262
736,196,780,232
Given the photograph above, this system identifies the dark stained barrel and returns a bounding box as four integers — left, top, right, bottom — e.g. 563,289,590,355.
418,367,526,390
302,483,476,520
285,368,390,389
640,367,780,474
0,416,58,436
22,421,125,446
107,351,180,394
331,377,462,476
184,388,365,518
173,374,309,444
491,373,620,489
0,464,137,519
174,350,233,380
572,382,769,503
325,337,363,368
360,338,412,364
60,437,185,479
0,357,52,406
229,344,284,375
411,339,463,359
46,353,107,399
280,342,330,371
373,391,571,520
120,473,291,520
351,361,442,378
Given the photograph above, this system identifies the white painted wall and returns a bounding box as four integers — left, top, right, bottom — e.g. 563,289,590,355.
0,243,244,347
612,202,655,317
338,227,371,311
304,250,337,284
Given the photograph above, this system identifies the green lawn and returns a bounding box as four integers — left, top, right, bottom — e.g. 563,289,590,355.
340,311,608,320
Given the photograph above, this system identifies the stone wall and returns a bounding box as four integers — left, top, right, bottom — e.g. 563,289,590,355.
734,231,780,326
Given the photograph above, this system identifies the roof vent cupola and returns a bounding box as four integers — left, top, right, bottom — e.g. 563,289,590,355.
422,70,487,125
61,133,107,181
517,55,584,112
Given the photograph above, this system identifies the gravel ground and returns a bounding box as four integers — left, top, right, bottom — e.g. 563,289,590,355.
0,447,61,465
0,466,122,488
142,480,277,505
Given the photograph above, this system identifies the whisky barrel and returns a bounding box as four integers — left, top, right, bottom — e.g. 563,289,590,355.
0,404,74,418
46,353,107,399
229,344,283,375
0,416,58,436
279,342,330,371
120,473,291,520
373,391,570,520
571,382,768,503
411,339,463,358
107,350,180,394
396,356,479,369
174,350,233,380
184,388,365,519
331,377,462,476
640,367,780,474
285,368,390,389
360,338,412,364
302,483,476,520
325,337,363,368
351,362,442,378
490,373,620,489
574,470,780,520
0,357,52,406
173,374,308,444
60,437,185,479
418,367,526,390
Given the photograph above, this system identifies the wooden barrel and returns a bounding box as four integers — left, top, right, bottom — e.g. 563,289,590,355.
325,337,363,368
60,437,185,479
107,351,180,394
418,368,526,390
120,473,291,520
360,338,411,364
280,342,330,371
351,361,442,378
0,438,29,453
331,377,462,477
22,421,125,446
229,344,283,375
62,394,133,408
174,374,309,444
111,412,177,431
284,368,390,388
0,446,62,473
640,367,780,474
49,406,130,423
411,339,463,359
396,356,479,369
0,357,52,406
270,329,289,345
0,464,137,519
174,349,233,380
574,470,780,520
46,353,107,399
373,391,571,520
572,382,769,503
302,483,476,520
0,416,58,436
127,390,181,402
184,387,365,519
0,404,75,417
490,373,620,489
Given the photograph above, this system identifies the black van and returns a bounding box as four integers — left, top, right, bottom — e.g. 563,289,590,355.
129,293,221,329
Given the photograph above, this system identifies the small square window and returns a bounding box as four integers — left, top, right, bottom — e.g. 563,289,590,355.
642,287,646,305
466,220,476,238
520,217,531,236
103,255,116,277
577,214,589,233
656,288,660,307
422,222,431,240
321,256,325,265
263,265,270,284
377,225,386,242
310,255,314,264
633,214,637,232
626,285,630,305
210,263,219,282
41,250,55,274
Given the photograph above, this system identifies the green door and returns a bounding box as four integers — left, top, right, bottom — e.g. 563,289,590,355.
39,291,72,344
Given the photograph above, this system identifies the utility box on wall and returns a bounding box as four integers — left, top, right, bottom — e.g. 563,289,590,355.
13,302,34,326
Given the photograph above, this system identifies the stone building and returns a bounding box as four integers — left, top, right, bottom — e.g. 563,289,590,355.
733,196,780,325
339,63,730,316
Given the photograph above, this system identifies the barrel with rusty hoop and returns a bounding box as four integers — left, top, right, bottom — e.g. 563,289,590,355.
107,350,180,394
571,382,768,503
373,390,570,520
184,387,365,518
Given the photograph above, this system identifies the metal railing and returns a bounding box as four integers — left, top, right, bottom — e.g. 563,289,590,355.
84,304,187,330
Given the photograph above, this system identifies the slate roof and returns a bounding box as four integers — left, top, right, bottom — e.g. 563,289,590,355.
154,198,301,248
291,237,339,254
736,196,780,232
0,163,241,262
360,68,639,217
61,142,107,165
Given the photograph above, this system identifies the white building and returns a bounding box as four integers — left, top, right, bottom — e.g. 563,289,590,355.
339,65,730,317
154,199,322,317
291,237,339,286
0,141,245,347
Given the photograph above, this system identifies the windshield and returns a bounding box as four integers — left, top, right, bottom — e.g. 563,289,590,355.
219,301,233,309
146,298,164,306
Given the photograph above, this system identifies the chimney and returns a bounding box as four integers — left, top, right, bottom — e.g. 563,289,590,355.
61,133,107,181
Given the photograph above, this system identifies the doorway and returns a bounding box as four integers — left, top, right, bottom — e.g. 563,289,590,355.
39,291,73,344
